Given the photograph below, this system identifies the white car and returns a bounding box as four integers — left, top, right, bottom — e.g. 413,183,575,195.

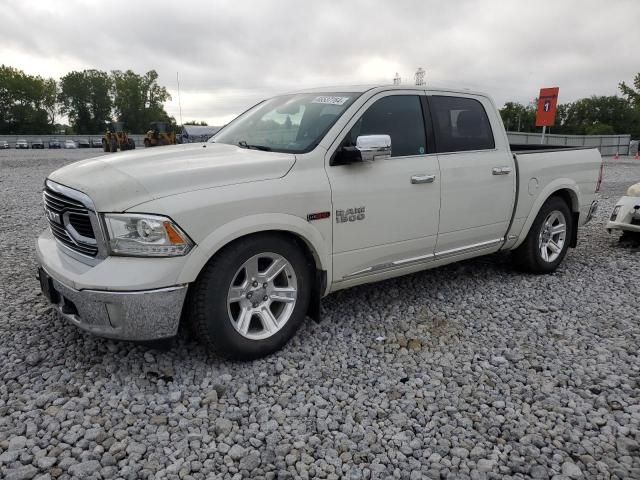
64,140,77,149
36,85,602,359
606,182,640,237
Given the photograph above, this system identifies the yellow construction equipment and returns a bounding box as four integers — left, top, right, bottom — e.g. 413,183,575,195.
103,122,135,153
144,122,177,148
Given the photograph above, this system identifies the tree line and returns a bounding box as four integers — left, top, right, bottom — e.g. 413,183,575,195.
0,65,173,135
499,73,640,138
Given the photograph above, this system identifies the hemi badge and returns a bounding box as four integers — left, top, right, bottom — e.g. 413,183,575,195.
307,211,331,222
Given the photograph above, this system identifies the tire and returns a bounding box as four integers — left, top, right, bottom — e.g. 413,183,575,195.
187,234,312,360
128,139,136,150
512,196,573,273
110,139,118,153
102,140,109,152
144,139,151,148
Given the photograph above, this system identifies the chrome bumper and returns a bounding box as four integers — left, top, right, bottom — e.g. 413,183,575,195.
40,267,187,341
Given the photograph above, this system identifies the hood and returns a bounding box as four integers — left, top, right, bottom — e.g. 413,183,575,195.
48,143,296,211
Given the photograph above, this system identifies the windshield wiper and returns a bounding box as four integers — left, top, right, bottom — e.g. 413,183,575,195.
238,140,272,151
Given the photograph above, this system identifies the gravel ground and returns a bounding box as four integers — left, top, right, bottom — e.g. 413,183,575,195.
0,149,639,480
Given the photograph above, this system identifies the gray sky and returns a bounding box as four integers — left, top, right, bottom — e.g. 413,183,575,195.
2,0,639,125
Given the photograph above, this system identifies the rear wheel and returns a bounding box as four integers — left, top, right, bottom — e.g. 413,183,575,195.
102,140,109,152
188,234,312,360
144,139,151,148
512,196,572,273
110,138,118,153
128,138,136,150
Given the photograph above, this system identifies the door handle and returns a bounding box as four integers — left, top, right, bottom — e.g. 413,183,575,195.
492,167,512,175
411,174,436,184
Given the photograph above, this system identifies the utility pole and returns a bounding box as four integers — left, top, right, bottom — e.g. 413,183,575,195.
393,72,401,85
176,72,184,127
415,67,425,86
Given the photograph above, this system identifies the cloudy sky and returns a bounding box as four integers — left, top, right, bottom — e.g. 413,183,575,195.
1,0,639,125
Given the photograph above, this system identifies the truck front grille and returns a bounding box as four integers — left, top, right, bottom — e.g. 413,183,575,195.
43,184,99,258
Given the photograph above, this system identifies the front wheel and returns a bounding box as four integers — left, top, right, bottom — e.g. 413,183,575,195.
512,196,572,273
188,234,312,360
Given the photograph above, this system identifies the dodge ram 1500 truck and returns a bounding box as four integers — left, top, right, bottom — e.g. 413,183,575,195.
37,85,602,359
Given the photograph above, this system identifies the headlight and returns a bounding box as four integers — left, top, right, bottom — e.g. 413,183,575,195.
103,213,193,257
610,205,621,222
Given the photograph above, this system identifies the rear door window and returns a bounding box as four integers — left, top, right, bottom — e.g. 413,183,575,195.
430,96,495,153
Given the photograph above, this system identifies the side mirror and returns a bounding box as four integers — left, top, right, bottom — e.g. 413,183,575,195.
356,134,391,162
331,134,392,165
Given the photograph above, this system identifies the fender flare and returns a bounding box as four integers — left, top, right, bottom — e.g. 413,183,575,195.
511,179,580,250
177,213,331,289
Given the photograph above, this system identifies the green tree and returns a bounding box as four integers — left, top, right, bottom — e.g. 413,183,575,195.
499,102,536,132
111,70,171,132
557,96,637,135
585,123,615,135
184,120,208,126
42,78,58,126
619,73,640,109
58,70,113,134
0,65,55,134
619,73,640,138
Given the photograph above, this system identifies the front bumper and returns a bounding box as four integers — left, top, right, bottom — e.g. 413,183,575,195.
40,267,187,340
37,229,190,341
606,196,640,233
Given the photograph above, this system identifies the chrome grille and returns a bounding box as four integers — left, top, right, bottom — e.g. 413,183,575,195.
43,184,98,257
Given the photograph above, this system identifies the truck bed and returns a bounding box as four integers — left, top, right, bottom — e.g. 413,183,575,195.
507,147,602,244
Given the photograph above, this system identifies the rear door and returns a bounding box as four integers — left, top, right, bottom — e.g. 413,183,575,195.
428,94,515,256
326,91,441,282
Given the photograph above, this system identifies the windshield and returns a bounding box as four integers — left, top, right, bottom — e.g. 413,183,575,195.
211,92,360,153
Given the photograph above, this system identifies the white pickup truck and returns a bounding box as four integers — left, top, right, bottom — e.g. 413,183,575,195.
37,85,602,359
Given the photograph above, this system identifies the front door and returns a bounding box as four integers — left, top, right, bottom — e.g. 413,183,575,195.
325,92,441,282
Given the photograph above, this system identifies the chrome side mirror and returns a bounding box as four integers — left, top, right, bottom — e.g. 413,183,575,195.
356,134,391,162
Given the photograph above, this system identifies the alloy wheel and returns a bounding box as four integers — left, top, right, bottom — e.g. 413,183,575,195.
538,210,567,263
226,253,298,340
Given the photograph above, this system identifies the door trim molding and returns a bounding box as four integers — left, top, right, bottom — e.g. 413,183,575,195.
342,252,435,279
435,237,503,259
341,238,503,280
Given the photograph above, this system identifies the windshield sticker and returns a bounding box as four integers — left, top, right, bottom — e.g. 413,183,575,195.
312,96,350,106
